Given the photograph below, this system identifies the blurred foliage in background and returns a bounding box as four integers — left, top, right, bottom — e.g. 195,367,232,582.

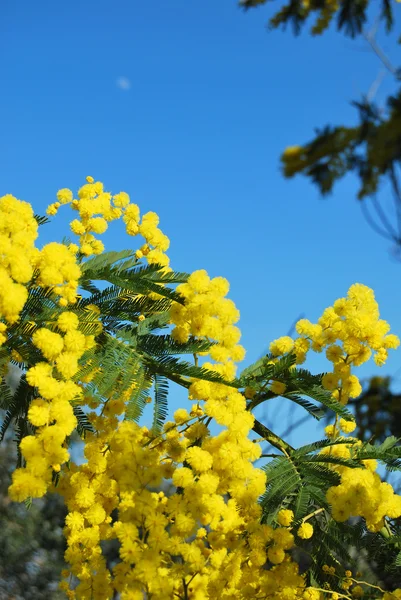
241,0,401,257
0,426,66,600
353,376,401,443
241,0,401,450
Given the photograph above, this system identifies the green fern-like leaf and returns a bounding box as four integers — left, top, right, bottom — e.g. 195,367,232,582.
152,375,169,434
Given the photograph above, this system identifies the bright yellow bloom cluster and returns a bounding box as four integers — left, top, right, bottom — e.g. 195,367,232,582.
273,283,399,405
277,508,294,527
326,462,401,532
8,312,97,502
53,279,304,598
271,283,401,535
0,194,38,332
47,176,170,267
40,215,311,596
297,522,314,539
171,269,245,363
4,179,401,600
318,427,401,532
276,508,313,547
57,405,308,598
35,242,82,307
134,209,170,267
0,192,83,346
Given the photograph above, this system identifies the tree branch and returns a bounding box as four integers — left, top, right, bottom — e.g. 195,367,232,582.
389,166,401,244
364,30,400,79
360,198,395,241
252,417,294,455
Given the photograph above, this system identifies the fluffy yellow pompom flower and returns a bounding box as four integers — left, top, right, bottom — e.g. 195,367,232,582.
187,269,210,293
32,328,64,361
70,219,86,235
184,447,213,473
28,398,50,427
65,511,85,531
339,418,356,434
88,217,108,234
346,374,362,398
56,188,74,204
56,352,79,379
374,347,388,366
172,467,194,488
277,508,294,527
383,334,400,349
75,487,95,508
36,242,81,304
85,504,106,525
270,380,287,395
297,522,314,539
174,408,190,424
113,192,130,208
0,274,28,323
63,330,86,354
322,372,339,391
267,546,285,564
8,469,48,502
57,311,79,332
269,336,294,356
124,203,140,223
324,424,337,438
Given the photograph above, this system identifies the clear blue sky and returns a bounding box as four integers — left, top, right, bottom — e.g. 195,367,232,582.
2,1,401,443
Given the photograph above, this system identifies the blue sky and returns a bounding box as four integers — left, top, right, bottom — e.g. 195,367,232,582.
2,1,401,444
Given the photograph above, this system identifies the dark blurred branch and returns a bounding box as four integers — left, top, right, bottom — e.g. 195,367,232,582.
364,30,401,78
370,193,399,240
361,198,394,241
389,165,401,243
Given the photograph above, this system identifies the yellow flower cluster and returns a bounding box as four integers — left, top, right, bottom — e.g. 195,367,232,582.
56,406,309,599
271,283,401,535
297,522,314,540
325,458,401,532
273,283,399,406
47,259,312,599
47,177,170,267
277,508,294,527
8,312,97,502
277,508,314,546
133,209,170,267
4,180,401,600
0,192,82,346
320,423,401,532
36,242,82,307
171,269,245,363
0,194,38,332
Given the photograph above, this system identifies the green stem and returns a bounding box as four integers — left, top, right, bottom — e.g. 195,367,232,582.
252,418,294,455
302,507,325,522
